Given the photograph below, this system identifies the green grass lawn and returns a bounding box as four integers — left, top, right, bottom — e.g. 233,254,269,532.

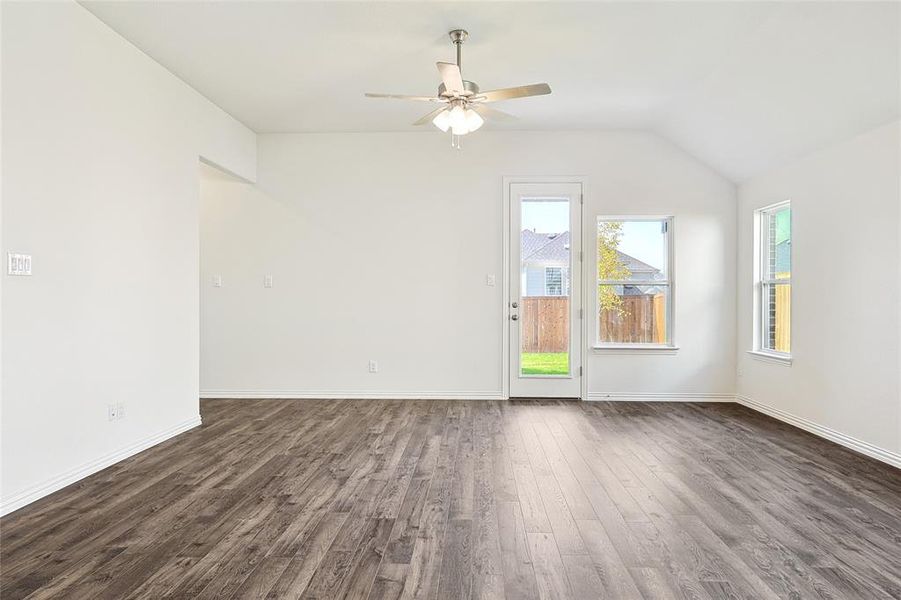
521,352,570,375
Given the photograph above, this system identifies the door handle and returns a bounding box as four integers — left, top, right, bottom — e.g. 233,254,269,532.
511,314,519,321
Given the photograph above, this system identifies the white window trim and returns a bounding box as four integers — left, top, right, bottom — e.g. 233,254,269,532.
747,349,792,366
544,266,564,296
593,344,680,355
752,201,792,361
593,216,676,350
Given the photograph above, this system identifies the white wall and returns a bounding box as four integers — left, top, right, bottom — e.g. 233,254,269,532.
1,1,257,515
736,121,901,460
200,131,736,400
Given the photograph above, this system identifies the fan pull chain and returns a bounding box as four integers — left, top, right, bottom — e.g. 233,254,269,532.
451,134,462,150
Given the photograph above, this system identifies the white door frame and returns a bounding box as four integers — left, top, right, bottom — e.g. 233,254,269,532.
502,176,589,400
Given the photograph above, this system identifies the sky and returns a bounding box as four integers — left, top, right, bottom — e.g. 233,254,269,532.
617,220,666,271
521,199,569,233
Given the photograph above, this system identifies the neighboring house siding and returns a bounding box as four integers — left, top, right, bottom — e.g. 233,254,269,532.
775,239,791,274
523,265,571,296
526,266,546,296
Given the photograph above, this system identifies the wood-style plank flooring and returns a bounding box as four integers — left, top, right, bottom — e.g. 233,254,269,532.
2,399,900,599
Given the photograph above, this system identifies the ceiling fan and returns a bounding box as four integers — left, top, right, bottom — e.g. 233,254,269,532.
364,29,551,147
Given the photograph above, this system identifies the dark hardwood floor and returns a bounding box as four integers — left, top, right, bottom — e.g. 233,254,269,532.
2,399,900,599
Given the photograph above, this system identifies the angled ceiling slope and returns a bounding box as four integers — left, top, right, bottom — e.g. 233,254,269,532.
81,1,900,181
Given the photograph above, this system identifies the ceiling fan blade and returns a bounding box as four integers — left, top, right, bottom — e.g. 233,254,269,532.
413,105,449,126
436,62,464,94
471,104,517,121
365,93,439,102
477,83,552,102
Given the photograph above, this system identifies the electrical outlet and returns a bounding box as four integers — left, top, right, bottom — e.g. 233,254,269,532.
108,404,118,421
212,275,222,288
486,274,496,287
368,360,378,373
264,275,273,288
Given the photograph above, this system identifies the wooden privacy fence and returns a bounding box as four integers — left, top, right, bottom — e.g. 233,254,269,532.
522,293,666,352
521,297,569,353
598,294,666,344
774,284,791,352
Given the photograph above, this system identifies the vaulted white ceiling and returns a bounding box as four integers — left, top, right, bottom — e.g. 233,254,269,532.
82,1,899,181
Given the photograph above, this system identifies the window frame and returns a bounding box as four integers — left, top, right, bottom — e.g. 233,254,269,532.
544,266,564,296
753,201,792,361
594,216,675,350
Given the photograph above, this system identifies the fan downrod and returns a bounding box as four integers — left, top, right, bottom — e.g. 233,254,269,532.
449,29,468,68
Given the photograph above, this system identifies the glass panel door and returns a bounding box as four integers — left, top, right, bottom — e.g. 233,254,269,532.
509,182,582,398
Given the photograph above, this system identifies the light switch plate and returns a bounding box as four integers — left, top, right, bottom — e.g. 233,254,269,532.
7,253,32,276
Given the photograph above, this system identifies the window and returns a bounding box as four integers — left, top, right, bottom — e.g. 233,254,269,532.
596,217,673,347
755,202,791,357
545,267,563,296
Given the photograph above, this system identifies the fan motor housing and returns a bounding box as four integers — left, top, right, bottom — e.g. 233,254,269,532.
438,80,480,98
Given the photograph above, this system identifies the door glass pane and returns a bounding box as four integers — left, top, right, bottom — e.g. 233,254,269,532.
520,198,571,376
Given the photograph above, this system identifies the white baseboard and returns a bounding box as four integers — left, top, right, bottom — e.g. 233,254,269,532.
586,392,735,402
200,390,506,401
0,415,202,517
736,395,901,469
202,390,732,402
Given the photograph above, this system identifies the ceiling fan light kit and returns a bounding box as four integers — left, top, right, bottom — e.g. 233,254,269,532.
364,29,552,149
434,102,484,135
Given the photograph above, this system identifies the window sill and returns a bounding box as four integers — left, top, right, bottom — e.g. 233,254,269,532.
592,345,679,355
747,350,792,366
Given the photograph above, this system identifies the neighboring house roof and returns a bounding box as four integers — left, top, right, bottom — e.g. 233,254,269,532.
621,283,667,296
522,230,571,263
520,229,661,277
521,229,555,261
615,251,659,276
